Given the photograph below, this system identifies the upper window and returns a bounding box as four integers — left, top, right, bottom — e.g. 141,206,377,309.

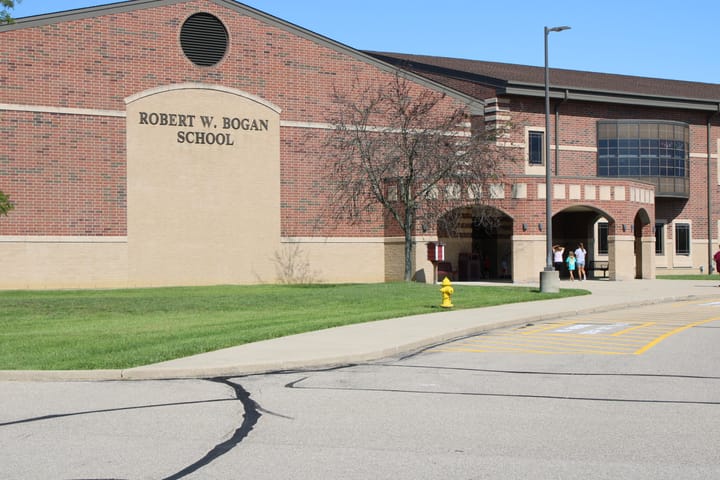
597,121,689,197
528,131,544,166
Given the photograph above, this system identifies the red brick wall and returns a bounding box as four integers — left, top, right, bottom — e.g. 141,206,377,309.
2,0,717,243
491,95,719,241
0,0,468,238
0,112,126,235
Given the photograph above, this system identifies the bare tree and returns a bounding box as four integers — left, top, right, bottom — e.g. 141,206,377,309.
272,243,320,284
324,72,513,281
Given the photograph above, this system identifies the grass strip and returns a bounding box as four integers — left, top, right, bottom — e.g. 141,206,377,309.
656,274,720,280
0,283,587,370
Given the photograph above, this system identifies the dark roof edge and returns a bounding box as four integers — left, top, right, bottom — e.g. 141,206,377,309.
1,0,177,28
2,0,484,114
367,51,720,110
505,83,720,112
367,51,509,89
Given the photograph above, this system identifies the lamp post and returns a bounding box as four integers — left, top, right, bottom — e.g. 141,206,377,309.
539,25,570,293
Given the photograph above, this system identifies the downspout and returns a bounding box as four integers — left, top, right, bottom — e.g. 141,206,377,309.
707,104,719,274
554,89,570,175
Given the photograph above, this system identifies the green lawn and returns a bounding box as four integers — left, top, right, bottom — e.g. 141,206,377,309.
0,283,588,370
657,274,719,280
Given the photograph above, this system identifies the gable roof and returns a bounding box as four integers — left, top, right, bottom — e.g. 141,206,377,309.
2,0,483,113
367,51,720,113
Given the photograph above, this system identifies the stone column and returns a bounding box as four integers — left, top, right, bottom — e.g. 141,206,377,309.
609,234,636,280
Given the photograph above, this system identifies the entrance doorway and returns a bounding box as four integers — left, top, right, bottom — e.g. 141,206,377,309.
438,206,513,281
551,206,612,280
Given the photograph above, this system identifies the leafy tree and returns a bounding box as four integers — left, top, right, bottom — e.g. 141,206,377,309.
1,0,22,216
325,72,513,281
0,191,13,217
1,0,20,24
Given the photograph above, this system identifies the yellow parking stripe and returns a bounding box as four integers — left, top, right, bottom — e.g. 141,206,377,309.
612,322,656,336
431,313,720,356
633,317,720,355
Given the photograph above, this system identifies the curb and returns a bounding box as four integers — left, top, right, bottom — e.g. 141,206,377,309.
1,291,716,382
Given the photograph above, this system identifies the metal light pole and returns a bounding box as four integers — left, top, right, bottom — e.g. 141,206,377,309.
539,25,570,293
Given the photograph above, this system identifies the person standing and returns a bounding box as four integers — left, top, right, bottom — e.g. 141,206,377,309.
574,242,587,281
553,245,565,272
565,251,576,281
714,245,720,286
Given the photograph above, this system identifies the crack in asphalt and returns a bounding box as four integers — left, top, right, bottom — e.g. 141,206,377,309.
1,377,263,480
286,379,720,406
162,377,261,480
0,397,235,428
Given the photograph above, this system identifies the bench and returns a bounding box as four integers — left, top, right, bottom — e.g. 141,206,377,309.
587,260,609,278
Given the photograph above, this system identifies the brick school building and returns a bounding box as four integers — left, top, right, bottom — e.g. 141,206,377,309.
1,0,719,288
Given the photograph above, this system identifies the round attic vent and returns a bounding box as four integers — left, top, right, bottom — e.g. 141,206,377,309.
180,13,229,67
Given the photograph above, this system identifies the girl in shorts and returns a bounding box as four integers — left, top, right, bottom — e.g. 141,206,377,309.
565,251,576,281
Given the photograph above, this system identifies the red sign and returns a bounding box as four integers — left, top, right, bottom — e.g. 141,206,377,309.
427,242,445,262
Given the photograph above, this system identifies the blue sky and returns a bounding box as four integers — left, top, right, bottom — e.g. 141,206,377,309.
9,0,720,84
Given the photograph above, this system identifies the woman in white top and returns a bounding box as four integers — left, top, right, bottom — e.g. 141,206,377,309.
552,245,564,272
574,242,587,280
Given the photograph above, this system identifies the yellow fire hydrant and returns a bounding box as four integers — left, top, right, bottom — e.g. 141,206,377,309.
440,277,454,308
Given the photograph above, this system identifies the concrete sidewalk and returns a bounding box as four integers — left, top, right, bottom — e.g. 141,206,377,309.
3,279,719,382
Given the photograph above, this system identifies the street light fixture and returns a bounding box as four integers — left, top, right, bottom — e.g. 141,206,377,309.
539,25,570,293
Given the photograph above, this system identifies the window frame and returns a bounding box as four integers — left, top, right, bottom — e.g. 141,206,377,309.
528,130,545,166
674,222,690,256
655,222,665,255
597,222,609,255
596,120,689,197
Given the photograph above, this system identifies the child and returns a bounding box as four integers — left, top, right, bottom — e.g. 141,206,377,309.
565,250,576,281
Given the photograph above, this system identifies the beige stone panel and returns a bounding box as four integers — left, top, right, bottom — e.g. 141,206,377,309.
553,184,566,199
569,184,581,200
0,240,128,289
126,85,281,286
388,239,408,282
640,236,656,279
608,235,635,280
278,239,390,283
690,238,714,274
512,235,546,283
537,183,546,200
599,186,612,200
490,183,505,199
584,185,596,200
511,183,527,199
614,186,626,201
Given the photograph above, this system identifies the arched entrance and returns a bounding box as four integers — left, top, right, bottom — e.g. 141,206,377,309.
437,206,513,281
551,206,613,280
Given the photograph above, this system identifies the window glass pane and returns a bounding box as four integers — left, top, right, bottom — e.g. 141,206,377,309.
596,121,689,182
658,124,673,139
655,223,664,254
639,123,657,138
529,131,543,165
598,223,609,255
675,223,690,255
618,123,638,138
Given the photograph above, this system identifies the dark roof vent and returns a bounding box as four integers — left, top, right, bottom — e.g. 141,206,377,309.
180,13,228,67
